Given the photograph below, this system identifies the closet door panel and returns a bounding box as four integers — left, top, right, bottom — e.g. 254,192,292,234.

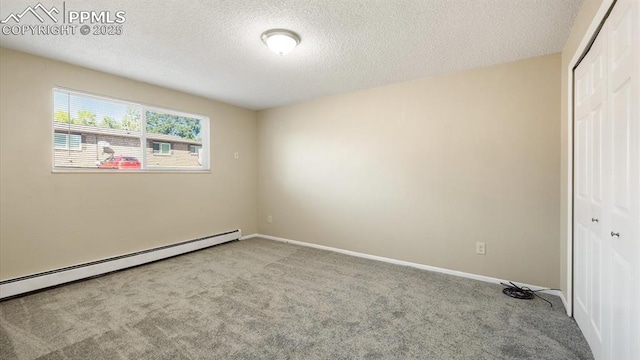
588,27,608,351
574,56,592,334
607,0,639,359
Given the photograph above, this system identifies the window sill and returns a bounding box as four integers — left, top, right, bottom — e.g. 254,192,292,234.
52,168,211,174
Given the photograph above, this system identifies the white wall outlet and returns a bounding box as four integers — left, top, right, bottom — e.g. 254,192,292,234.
234,152,239,159
476,242,486,255
267,215,272,224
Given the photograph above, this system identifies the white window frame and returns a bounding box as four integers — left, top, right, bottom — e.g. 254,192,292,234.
52,87,210,172
153,142,172,156
54,133,82,151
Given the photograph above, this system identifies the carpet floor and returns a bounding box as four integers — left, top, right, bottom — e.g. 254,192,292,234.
0,238,593,360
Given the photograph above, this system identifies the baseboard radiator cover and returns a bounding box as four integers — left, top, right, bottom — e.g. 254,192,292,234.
0,229,241,300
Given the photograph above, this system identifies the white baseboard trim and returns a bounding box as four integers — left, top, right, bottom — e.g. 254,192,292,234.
559,291,570,315
255,233,565,299
239,233,258,240
0,229,240,300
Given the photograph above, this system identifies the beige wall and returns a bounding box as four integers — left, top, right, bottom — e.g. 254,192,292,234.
0,43,569,290
559,0,608,299
0,48,258,280
258,54,562,288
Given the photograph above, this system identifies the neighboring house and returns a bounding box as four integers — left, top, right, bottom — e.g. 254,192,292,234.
53,122,202,169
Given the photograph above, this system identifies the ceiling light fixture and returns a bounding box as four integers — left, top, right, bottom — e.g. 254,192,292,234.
261,29,301,56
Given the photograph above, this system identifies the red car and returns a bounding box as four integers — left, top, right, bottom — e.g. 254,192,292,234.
97,155,141,169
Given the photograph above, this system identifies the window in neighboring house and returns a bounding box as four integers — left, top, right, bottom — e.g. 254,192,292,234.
153,142,171,155
53,88,209,171
54,133,82,150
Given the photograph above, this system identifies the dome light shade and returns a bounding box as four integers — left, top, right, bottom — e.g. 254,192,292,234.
261,29,300,55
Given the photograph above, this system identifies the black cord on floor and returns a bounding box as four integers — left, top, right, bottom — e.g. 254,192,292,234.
501,281,560,307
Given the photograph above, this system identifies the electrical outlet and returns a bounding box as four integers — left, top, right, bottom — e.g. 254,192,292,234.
267,215,272,224
476,242,486,255
234,152,239,159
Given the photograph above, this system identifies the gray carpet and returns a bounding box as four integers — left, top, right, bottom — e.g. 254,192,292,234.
0,238,593,360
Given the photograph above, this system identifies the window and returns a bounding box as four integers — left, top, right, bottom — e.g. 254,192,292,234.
54,133,82,150
153,142,171,155
52,88,210,171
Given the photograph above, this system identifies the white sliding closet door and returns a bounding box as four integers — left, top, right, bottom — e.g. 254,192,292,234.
573,0,639,359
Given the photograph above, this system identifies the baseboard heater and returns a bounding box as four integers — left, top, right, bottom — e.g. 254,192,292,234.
0,229,241,300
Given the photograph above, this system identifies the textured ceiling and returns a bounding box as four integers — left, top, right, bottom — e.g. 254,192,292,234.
0,0,583,110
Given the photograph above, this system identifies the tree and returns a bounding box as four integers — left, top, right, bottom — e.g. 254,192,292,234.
54,110,71,123
101,116,120,129
121,107,140,131
77,110,97,126
145,111,200,140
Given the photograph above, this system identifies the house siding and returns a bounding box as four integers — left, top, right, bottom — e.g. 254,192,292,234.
146,140,199,168
54,131,199,169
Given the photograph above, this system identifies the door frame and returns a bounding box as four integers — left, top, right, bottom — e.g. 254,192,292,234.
566,0,615,317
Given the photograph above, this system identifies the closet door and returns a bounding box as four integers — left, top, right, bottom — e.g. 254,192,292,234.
573,23,608,360
606,0,639,359
573,1,639,359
